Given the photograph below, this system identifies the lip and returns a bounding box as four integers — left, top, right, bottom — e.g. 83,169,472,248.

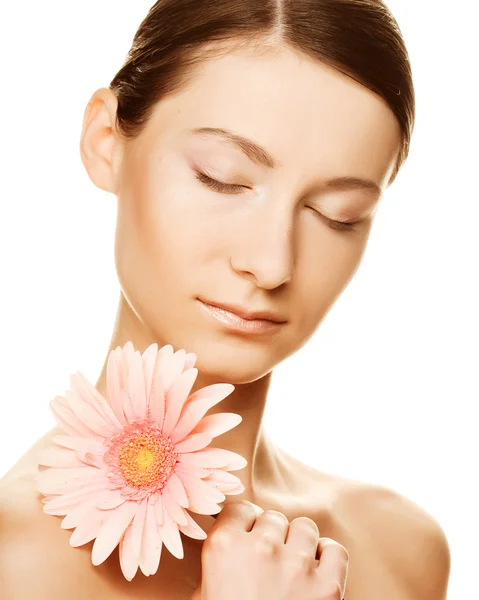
198,298,287,323
198,299,285,335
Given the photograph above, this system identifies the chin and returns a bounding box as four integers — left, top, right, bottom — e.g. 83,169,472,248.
182,335,279,384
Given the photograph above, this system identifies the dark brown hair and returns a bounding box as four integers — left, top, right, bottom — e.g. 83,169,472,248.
109,0,414,186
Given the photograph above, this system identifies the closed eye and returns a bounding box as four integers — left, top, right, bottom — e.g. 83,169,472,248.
194,168,362,233
194,170,248,194
306,207,362,232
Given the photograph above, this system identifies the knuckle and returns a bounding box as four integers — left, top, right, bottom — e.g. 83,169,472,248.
231,499,259,515
321,538,350,562
232,499,254,508
262,509,289,523
254,533,278,555
285,550,315,571
205,526,235,552
290,516,320,535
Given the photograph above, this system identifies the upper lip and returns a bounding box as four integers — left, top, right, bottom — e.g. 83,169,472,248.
200,299,287,323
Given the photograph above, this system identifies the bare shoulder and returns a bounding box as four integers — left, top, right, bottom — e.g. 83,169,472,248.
0,468,66,598
0,461,108,599
336,479,451,599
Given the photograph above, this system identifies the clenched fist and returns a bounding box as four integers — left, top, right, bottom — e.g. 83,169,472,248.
191,499,349,600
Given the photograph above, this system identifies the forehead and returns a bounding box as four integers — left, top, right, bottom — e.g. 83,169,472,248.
147,44,401,187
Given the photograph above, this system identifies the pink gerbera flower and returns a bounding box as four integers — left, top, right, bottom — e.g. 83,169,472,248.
35,341,246,581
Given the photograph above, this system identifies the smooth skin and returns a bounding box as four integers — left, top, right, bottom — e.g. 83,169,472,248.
0,40,450,599
191,500,349,600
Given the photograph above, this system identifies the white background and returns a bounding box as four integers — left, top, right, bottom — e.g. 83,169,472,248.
0,1,477,598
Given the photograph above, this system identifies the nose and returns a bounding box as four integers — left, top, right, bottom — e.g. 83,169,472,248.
229,207,294,290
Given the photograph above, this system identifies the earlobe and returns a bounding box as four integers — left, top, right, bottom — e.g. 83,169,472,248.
79,87,123,195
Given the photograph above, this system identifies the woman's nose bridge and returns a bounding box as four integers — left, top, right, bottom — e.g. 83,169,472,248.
231,201,296,287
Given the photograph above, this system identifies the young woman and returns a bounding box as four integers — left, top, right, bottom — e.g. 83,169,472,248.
0,0,451,598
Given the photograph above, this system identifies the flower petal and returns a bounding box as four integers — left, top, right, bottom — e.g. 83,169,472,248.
177,447,247,471
127,350,148,420
61,503,94,529
52,435,107,463
161,349,187,395
95,490,128,510
131,498,148,561
65,388,117,438
119,522,139,581
36,465,104,495
203,469,244,487
116,345,138,424
174,463,213,479
121,341,136,362
147,350,167,426
91,500,138,566
118,386,137,425
42,482,108,514
191,412,243,439
158,500,184,559
173,432,212,454
37,447,86,469
184,352,197,370
154,491,164,526
107,349,128,426
161,483,188,526
142,343,158,404
176,469,225,505
169,383,235,444
70,371,123,430
203,470,246,495
50,396,97,438
181,497,222,515
164,472,189,508
40,494,56,504
219,483,245,495
162,368,198,437
178,510,208,540
139,499,163,576
69,505,105,547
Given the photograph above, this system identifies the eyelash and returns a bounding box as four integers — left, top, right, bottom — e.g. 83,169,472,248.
193,170,361,232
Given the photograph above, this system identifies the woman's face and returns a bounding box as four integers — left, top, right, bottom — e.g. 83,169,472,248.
105,44,401,382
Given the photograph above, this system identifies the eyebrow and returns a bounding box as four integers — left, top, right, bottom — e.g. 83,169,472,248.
188,126,382,197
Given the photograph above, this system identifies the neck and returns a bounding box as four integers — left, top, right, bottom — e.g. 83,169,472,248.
93,294,283,518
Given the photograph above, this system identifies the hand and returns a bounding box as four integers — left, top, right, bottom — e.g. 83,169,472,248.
190,499,349,600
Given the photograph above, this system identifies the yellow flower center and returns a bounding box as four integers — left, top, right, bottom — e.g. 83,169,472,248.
115,429,177,489
136,448,155,471
104,420,178,495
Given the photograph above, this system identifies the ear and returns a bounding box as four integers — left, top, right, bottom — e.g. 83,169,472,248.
79,87,124,194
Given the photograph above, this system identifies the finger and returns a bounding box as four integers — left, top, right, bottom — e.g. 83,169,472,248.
250,509,290,545
285,516,320,556
209,500,263,533
314,538,349,598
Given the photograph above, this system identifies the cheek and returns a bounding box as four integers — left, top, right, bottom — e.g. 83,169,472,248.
293,234,367,330
147,192,229,272
116,171,230,301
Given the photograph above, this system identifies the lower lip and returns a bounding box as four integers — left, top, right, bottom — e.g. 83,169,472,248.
198,300,284,335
